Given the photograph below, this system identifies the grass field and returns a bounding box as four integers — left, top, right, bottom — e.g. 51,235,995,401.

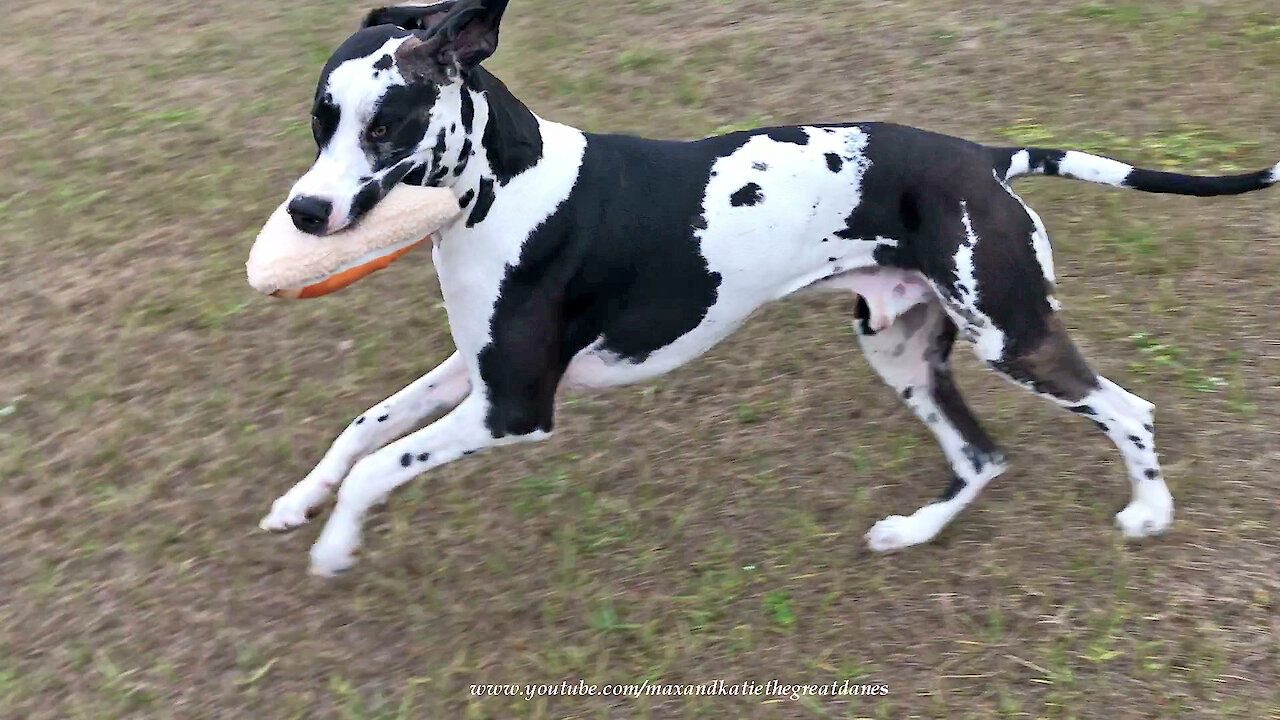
3,0,1279,717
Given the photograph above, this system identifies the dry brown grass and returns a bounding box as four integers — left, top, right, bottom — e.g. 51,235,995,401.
2,0,1278,717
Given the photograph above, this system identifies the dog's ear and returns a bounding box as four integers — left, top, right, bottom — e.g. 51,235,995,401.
362,3,458,32
393,0,509,82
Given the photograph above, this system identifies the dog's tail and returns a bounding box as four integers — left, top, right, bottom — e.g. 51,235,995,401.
991,147,1280,197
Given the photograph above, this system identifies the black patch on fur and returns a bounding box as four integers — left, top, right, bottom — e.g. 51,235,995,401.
400,453,412,467
373,54,393,71
377,414,389,422
1144,468,1159,480
752,161,769,171
730,183,763,207
467,177,496,226
459,188,475,208
1128,434,1146,450
476,131,744,438
1027,148,1066,176
402,164,427,185
899,191,921,232
417,453,430,463
902,386,914,400
854,296,876,336
962,445,987,474
825,153,843,172
311,94,340,149
355,417,365,425
1144,423,1154,433
460,87,475,134
940,474,966,502
471,69,542,185
1071,405,1097,417
454,138,473,176
764,126,809,145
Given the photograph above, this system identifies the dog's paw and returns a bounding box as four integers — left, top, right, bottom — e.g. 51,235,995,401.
309,522,360,577
866,514,932,552
1115,498,1173,539
260,495,315,532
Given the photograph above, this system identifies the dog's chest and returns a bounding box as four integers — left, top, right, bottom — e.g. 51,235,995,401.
433,121,588,361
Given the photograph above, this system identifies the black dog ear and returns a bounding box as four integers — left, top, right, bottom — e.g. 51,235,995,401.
393,0,509,82
362,2,459,31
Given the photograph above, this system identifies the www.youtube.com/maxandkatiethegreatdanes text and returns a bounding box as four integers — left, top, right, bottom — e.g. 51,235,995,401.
471,679,890,702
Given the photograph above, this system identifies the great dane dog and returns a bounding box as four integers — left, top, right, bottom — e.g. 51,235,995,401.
258,0,1279,576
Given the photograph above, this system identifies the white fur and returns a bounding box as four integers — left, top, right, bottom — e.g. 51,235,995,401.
1059,150,1133,187
1005,149,1031,180
1269,161,1280,186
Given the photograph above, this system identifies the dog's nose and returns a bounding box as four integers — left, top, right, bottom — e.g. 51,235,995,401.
287,195,333,235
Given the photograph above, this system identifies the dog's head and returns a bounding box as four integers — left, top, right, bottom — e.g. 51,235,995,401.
285,1,508,235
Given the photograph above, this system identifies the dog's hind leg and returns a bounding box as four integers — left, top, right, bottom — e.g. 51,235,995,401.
260,352,471,532
985,316,1173,539
856,300,1009,552
929,194,1172,541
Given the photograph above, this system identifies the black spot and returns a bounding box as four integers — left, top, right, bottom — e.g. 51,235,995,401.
825,153,843,173
1092,420,1109,433
417,453,430,463
451,122,457,133
426,128,450,184
961,445,987,474
855,296,876,336
1144,468,1159,480
764,126,809,145
752,161,769,171
902,386,914,400
833,227,858,240
402,164,427,185
1127,434,1146,450
355,417,365,425
955,283,968,295
453,138,473,176
467,177,496,226
377,414,389,422
460,87,475,134
463,450,476,456
899,191,921,232
925,413,940,424
1144,423,1154,433
730,182,763,207
821,237,829,243
459,188,475,208
400,453,413,467
828,257,838,263
691,215,708,230
1071,405,1098,417
939,474,967,501
373,54,393,71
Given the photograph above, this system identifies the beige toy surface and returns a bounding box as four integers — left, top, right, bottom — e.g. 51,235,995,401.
246,185,461,299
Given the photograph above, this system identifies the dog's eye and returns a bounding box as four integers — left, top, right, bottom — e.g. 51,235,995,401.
369,125,388,140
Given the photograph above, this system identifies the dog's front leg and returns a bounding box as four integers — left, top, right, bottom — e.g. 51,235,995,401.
260,352,471,532
308,393,548,576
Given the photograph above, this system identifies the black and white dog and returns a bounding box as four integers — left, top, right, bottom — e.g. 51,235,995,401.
260,0,1279,576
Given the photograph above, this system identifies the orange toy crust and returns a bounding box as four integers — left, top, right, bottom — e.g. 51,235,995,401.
272,240,425,299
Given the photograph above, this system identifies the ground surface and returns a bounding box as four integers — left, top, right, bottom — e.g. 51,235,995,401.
3,0,1279,717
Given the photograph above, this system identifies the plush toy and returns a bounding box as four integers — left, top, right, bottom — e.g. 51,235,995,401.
246,185,461,299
